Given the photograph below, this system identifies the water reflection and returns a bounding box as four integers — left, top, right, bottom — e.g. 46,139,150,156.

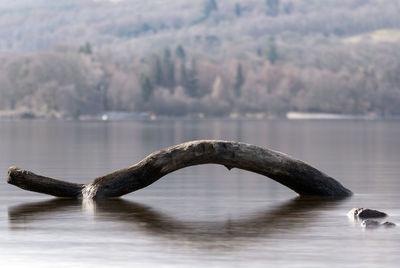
8,199,82,229
9,197,347,248
94,197,347,240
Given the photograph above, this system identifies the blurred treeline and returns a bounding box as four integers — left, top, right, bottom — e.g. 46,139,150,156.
0,0,400,118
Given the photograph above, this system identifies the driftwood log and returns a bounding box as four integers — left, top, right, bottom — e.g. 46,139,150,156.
7,140,352,199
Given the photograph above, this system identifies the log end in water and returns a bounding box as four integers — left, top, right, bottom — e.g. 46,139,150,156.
8,166,84,198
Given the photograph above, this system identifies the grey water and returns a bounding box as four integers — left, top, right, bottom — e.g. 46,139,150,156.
0,119,399,267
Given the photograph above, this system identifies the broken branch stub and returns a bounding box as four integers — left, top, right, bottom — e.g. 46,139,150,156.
7,140,352,199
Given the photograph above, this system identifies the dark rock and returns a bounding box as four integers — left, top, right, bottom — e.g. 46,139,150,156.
361,219,380,228
358,209,387,219
349,208,387,219
382,221,396,228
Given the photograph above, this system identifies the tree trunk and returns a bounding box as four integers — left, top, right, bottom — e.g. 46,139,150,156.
7,140,352,199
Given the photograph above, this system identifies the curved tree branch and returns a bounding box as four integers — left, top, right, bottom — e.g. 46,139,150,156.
7,167,84,197
7,140,352,199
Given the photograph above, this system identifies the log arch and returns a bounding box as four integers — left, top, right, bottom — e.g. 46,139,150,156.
7,140,352,199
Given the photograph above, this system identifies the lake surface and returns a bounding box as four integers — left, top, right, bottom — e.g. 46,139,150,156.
0,119,399,267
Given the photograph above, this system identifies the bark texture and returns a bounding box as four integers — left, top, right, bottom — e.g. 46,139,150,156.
7,140,352,199
7,167,84,197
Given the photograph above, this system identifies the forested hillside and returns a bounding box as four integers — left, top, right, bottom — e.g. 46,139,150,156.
1,0,400,118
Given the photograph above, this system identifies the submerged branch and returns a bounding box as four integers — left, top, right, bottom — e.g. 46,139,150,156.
7,140,352,199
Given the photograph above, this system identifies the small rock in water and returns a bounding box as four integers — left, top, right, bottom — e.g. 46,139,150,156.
348,208,387,219
358,209,387,219
382,221,396,228
361,219,381,228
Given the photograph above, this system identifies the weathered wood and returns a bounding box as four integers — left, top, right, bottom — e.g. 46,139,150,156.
7,140,352,199
7,167,84,197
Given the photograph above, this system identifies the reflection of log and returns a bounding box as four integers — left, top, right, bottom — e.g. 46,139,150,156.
93,197,345,243
7,140,352,199
9,197,346,246
8,199,81,229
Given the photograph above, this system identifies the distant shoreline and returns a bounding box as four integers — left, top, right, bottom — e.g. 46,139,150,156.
1,110,400,121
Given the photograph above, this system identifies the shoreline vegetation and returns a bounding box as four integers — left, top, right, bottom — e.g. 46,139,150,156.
0,110,396,121
1,1,400,119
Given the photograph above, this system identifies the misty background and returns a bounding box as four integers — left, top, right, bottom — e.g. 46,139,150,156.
1,0,400,119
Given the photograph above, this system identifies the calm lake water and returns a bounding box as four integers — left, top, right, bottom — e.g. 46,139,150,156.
0,119,399,267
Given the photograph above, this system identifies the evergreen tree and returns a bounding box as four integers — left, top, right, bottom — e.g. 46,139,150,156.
78,42,92,55
210,0,218,10
283,2,294,14
266,37,278,64
235,3,242,17
162,48,175,88
234,63,245,97
154,56,163,86
176,45,186,60
163,47,171,59
140,75,153,102
180,62,187,87
204,0,218,18
266,0,279,17
184,59,199,98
